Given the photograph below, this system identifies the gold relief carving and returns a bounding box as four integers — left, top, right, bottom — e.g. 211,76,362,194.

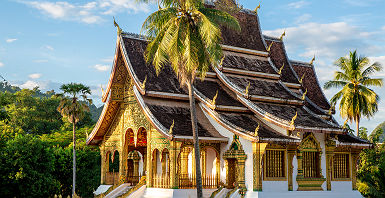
111,84,124,101
223,135,247,195
252,142,267,191
296,132,325,191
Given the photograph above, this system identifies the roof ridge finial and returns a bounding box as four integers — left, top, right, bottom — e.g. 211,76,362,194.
279,30,286,41
100,84,105,97
278,63,284,75
253,2,261,14
254,123,260,137
310,55,315,65
113,17,122,36
267,42,273,52
244,82,251,96
301,89,307,100
141,75,147,90
169,120,174,135
299,73,305,84
211,90,219,106
290,111,298,130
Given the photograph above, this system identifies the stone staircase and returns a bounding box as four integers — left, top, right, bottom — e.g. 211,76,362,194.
104,183,132,198
140,188,216,198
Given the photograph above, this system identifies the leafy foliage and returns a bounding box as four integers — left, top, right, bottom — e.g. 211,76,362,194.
357,144,385,198
359,127,369,140
371,122,385,143
324,50,383,135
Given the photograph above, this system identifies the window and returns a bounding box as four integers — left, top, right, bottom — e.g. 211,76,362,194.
302,151,320,178
333,153,350,179
264,149,286,180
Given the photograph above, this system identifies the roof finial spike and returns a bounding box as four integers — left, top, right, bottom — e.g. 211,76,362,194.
310,55,315,65
301,89,307,100
299,73,305,84
100,85,105,96
278,63,285,75
244,82,251,96
290,111,298,130
113,16,122,36
254,2,261,14
141,75,147,90
219,56,225,67
254,123,260,137
267,42,273,52
211,90,219,106
279,30,286,41
169,120,174,135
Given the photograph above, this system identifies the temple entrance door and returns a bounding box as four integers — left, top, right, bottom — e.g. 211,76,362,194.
127,159,134,184
227,158,237,189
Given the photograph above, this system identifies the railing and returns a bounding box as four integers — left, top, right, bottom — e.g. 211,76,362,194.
179,174,219,189
105,171,120,185
152,174,171,188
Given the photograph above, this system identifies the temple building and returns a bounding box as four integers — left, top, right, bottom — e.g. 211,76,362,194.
87,4,370,198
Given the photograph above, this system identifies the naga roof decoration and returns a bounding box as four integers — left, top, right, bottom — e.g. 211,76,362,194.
87,6,368,147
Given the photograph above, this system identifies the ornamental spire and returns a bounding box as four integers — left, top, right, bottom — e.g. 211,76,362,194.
290,111,298,130
211,90,219,106
254,123,260,137
113,17,122,36
310,55,315,65
254,3,261,14
279,30,286,41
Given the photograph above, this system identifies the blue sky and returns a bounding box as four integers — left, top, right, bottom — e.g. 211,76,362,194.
0,0,384,132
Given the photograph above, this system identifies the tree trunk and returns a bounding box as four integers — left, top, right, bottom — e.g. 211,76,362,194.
356,118,360,137
72,116,76,197
187,81,203,198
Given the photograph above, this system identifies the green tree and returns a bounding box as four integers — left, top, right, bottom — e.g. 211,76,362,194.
57,83,92,197
141,1,240,196
359,127,369,140
0,135,59,197
324,50,383,136
357,144,385,197
371,128,384,144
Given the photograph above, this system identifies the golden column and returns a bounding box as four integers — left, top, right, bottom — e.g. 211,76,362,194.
252,142,267,191
161,152,167,175
146,130,153,187
325,138,336,191
287,145,296,191
170,141,181,188
119,148,125,184
238,158,247,195
180,148,189,175
100,149,106,184
201,149,207,177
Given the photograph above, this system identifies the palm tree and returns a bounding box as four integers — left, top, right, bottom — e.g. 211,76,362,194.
141,0,240,197
324,50,383,136
57,83,92,197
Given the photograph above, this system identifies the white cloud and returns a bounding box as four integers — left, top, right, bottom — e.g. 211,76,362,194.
28,73,42,79
19,80,40,89
287,1,310,9
44,45,54,50
0,62,3,67
101,56,113,63
93,64,109,71
6,38,17,43
23,0,149,24
264,22,377,61
295,14,311,24
33,59,49,63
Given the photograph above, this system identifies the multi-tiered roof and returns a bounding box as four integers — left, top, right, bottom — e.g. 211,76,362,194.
87,7,369,147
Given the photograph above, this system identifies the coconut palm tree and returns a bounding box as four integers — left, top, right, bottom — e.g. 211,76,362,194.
324,50,383,136
57,83,92,197
141,0,240,197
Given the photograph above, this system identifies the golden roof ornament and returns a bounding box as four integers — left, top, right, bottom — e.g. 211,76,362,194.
113,17,122,36
244,82,251,96
141,76,147,90
100,85,105,96
299,73,305,84
211,90,219,106
267,42,273,52
290,111,298,130
279,30,286,41
169,120,174,135
301,89,307,100
219,56,225,67
310,55,315,65
254,123,260,137
254,3,261,14
278,63,285,75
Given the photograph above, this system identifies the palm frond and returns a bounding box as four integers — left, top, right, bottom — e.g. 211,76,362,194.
324,80,348,89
